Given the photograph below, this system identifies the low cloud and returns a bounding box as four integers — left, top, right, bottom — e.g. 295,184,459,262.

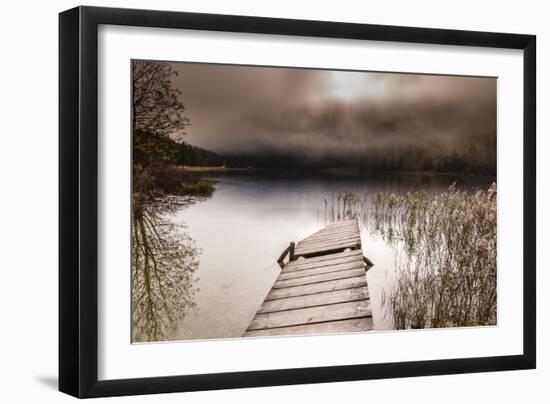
168,62,496,168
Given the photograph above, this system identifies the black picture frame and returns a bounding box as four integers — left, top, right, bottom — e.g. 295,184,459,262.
59,5,536,398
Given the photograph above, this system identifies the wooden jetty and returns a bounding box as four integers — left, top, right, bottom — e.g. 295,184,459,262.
244,218,374,337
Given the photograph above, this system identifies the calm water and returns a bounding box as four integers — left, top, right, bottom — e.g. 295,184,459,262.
170,171,494,340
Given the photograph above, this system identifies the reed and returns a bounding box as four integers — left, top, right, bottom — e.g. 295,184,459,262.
326,183,497,329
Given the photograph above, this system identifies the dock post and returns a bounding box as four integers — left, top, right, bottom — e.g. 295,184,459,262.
289,242,296,261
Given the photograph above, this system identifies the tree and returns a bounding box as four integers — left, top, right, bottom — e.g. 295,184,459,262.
131,61,200,342
132,61,190,139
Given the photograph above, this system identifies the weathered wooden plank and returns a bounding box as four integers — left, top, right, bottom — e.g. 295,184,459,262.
307,227,359,239
301,226,359,237
300,236,359,247
298,233,359,244
279,260,365,280
296,239,360,253
284,257,364,274
324,219,357,229
300,234,360,244
244,317,373,337
297,238,359,250
311,222,358,232
320,224,355,232
297,234,360,247
288,248,362,263
247,300,371,330
302,227,359,237
296,239,360,252
284,250,363,271
297,223,360,246
295,241,360,256
302,230,358,239
307,232,357,242
258,287,369,313
315,220,358,229
285,259,363,274
266,275,368,300
274,268,365,289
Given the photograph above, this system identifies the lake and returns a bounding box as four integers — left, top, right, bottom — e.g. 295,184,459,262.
169,171,494,341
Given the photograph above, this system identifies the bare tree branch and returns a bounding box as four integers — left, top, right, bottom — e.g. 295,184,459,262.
132,61,190,139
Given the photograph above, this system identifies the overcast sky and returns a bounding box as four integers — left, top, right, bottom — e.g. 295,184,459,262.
168,62,496,165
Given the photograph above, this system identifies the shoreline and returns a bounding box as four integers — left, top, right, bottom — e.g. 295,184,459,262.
180,165,255,173
179,165,495,178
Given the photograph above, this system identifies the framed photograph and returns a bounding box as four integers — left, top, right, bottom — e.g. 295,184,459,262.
59,6,536,398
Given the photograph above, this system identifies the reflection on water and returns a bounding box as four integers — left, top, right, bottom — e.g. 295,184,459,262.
132,201,201,342
164,171,493,341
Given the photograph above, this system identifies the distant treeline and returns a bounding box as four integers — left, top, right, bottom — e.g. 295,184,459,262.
133,129,225,167
134,129,496,176
357,140,496,176
222,139,496,176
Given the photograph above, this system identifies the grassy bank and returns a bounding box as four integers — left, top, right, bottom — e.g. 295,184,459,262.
180,179,216,197
134,164,217,203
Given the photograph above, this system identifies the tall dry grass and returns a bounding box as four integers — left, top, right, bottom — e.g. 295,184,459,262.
324,183,497,329
372,183,497,329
